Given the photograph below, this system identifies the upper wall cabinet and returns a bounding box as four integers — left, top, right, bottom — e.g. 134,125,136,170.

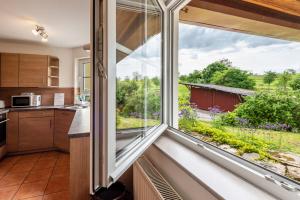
0,53,19,87
19,54,48,87
0,53,59,88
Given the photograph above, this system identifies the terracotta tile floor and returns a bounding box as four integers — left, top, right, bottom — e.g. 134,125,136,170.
0,151,70,200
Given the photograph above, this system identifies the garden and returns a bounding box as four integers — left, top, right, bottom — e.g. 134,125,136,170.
178,59,300,182
116,59,300,182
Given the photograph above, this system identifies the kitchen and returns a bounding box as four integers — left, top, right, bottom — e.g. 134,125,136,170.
0,0,90,199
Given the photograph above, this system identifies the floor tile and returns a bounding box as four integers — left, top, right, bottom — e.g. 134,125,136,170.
51,166,69,178
0,186,19,200
43,191,69,200
0,172,28,187
44,176,69,195
39,152,59,161
14,180,47,199
55,155,69,167
24,168,53,184
32,159,56,171
9,162,35,173
21,196,43,200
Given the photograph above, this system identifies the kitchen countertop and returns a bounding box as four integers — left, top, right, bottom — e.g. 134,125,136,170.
68,107,90,138
7,105,83,112
0,109,9,115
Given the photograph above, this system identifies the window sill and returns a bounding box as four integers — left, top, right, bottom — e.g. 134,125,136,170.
146,129,300,200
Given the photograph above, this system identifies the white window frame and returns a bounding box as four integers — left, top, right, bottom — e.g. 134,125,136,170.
92,0,300,198
92,0,169,191
166,0,300,199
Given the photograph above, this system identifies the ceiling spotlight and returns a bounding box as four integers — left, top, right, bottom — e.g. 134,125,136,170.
32,25,48,42
32,25,44,36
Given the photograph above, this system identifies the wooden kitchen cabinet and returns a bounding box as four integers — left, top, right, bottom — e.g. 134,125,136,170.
0,53,19,87
6,112,19,152
19,111,54,151
54,110,75,152
19,54,48,87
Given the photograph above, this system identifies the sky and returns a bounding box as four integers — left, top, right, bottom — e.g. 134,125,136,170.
117,23,300,78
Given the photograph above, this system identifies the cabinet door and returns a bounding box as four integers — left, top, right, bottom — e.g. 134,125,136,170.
19,54,48,87
0,53,19,87
19,117,54,151
54,110,75,151
6,112,19,152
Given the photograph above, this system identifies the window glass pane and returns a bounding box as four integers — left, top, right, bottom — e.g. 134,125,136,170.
77,59,91,103
178,22,300,184
116,0,162,156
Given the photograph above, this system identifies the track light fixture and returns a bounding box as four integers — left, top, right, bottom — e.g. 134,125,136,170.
32,25,48,42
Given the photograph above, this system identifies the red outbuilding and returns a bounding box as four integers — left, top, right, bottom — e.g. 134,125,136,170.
181,83,255,112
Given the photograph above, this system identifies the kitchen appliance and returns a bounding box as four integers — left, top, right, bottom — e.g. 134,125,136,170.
0,112,7,146
11,93,42,107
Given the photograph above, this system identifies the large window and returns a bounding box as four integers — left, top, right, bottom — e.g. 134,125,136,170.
176,3,300,191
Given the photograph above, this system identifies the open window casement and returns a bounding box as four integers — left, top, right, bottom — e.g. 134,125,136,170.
92,0,169,190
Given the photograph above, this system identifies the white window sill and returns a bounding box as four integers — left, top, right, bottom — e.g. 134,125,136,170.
147,131,299,200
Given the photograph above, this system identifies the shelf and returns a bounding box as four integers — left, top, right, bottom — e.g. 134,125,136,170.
49,66,59,69
48,76,59,78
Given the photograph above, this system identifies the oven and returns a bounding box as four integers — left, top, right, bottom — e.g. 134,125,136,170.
0,112,8,146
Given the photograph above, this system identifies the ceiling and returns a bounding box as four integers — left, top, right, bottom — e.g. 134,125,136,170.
0,0,90,48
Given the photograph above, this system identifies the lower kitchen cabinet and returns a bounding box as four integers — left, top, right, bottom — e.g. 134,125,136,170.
6,112,19,152
19,116,54,151
54,110,75,152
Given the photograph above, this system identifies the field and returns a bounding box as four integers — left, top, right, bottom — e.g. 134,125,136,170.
251,73,299,91
117,116,159,129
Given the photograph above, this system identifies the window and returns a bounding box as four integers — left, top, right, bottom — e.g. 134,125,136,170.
92,0,300,198
78,58,91,102
92,0,167,189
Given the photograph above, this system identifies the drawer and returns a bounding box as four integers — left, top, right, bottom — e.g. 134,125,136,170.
19,110,54,118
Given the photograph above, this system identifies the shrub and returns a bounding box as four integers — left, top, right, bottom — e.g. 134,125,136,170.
221,91,300,129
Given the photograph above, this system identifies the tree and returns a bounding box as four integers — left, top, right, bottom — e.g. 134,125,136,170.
211,68,256,89
263,71,277,88
180,70,203,83
290,75,300,90
278,70,292,90
202,59,231,83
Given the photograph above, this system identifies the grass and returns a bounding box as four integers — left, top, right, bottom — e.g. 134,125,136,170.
251,74,299,91
117,116,160,129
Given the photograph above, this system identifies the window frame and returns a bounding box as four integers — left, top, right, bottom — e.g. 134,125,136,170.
167,0,300,199
92,0,300,198
92,0,169,191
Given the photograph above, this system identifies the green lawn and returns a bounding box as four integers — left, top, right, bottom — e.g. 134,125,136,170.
251,74,299,91
117,116,160,129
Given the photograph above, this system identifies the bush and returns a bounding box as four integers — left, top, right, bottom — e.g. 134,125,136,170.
221,91,300,129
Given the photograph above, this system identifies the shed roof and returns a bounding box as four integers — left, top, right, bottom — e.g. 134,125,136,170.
181,83,255,96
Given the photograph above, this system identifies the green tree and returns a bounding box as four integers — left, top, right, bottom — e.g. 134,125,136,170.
180,70,203,83
202,59,231,83
278,70,292,90
290,75,300,90
211,68,256,89
263,71,277,88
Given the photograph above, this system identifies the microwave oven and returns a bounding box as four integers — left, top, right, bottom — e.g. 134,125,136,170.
11,95,42,107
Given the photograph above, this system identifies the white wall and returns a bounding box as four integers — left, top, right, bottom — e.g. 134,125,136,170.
0,40,74,87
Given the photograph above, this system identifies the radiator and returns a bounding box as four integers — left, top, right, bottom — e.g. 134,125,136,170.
133,157,183,200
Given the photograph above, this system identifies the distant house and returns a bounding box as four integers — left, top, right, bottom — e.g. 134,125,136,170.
181,83,255,112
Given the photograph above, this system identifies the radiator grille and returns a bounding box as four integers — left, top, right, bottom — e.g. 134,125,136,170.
134,157,183,200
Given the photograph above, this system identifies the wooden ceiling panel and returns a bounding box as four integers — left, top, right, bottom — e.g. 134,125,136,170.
242,0,300,17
